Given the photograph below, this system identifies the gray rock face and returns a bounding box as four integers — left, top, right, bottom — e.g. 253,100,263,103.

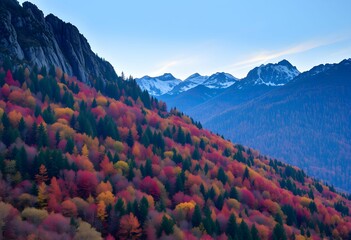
0,0,117,83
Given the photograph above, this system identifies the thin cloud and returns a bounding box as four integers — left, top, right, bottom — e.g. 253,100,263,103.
151,57,199,77
227,35,350,74
151,60,182,76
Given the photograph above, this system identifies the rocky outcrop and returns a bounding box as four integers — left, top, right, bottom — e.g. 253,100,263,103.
0,0,117,83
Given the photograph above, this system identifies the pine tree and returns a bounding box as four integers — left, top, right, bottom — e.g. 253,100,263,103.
251,224,260,240
192,204,202,227
144,159,153,177
138,196,149,224
243,167,250,181
177,126,185,145
158,215,174,237
37,123,48,148
226,213,238,239
126,130,134,147
230,186,238,199
192,145,201,160
240,220,252,240
217,167,227,185
65,138,74,154
273,223,287,240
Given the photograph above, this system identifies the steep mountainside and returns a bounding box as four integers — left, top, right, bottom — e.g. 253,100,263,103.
135,73,181,96
0,0,117,83
203,59,351,192
1,1,351,240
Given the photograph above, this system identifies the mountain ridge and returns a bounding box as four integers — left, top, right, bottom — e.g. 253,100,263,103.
0,0,117,84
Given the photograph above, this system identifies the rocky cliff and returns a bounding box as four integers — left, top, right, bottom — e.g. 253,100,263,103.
0,0,117,83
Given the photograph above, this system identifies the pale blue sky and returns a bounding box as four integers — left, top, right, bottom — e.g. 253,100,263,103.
19,0,351,79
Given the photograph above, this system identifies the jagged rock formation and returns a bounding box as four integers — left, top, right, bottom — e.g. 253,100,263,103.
0,0,117,83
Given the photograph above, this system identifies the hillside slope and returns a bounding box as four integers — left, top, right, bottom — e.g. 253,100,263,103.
1,57,351,240
203,59,351,192
0,1,351,240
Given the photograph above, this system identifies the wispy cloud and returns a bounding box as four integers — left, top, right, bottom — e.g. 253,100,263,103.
150,57,200,77
151,60,182,76
226,35,351,74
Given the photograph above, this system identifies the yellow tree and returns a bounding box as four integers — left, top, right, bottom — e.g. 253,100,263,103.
81,144,89,157
38,182,48,209
97,200,107,221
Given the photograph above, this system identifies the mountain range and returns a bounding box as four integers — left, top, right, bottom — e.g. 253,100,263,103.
136,71,238,97
138,59,351,192
1,0,351,239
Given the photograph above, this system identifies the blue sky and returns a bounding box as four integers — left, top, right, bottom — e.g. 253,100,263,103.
19,0,351,79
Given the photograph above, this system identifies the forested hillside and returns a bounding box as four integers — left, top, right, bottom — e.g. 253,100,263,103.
0,59,351,239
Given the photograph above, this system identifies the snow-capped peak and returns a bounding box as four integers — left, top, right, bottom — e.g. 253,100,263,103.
158,73,176,81
202,72,238,89
242,60,300,87
135,74,181,96
166,73,209,95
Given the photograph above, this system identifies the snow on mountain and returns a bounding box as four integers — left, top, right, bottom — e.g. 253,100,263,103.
234,60,300,89
202,72,238,89
135,73,181,96
167,73,209,95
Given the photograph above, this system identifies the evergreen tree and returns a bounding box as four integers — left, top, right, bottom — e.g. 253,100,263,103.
215,194,224,210
230,186,238,199
192,204,202,227
128,165,134,181
243,167,250,182
144,159,153,177
199,138,206,150
217,167,227,185
37,123,48,148
240,220,252,240
138,196,149,224
226,213,238,239
65,138,74,154
114,198,125,216
177,126,185,145
91,98,97,108
251,224,260,240
272,223,287,240
192,145,201,160
185,133,192,144
126,130,134,147
158,215,174,237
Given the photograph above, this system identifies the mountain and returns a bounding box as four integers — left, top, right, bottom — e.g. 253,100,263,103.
202,72,238,89
1,1,351,239
187,60,300,123
159,60,298,117
202,59,351,192
135,73,181,96
246,59,300,86
160,84,227,112
137,72,237,97
166,73,209,95
0,0,117,83
234,59,300,89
